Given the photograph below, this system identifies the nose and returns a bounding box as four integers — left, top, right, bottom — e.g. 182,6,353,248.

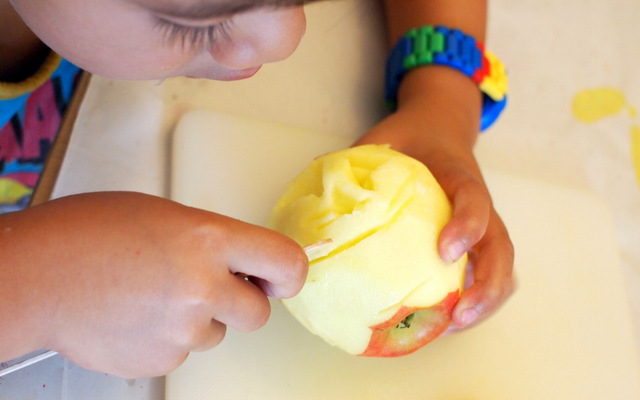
208,7,306,70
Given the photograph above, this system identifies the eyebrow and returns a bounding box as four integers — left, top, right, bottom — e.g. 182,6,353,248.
145,0,325,20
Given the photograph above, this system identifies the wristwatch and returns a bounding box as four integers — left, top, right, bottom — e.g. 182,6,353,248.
385,25,507,131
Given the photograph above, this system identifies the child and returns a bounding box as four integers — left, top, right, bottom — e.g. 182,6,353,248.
0,0,514,378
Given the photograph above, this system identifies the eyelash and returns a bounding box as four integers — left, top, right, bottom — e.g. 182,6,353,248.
155,19,234,50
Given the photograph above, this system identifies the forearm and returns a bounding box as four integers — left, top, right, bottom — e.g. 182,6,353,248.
365,1,514,330
0,192,309,376
382,0,486,44
0,209,54,361
358,0,488,159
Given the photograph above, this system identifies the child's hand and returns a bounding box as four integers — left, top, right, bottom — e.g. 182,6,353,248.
0,192,308,378
422,147,515,331
355,68,515,332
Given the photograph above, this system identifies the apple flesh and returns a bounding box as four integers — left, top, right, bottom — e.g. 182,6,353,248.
268,144,466,357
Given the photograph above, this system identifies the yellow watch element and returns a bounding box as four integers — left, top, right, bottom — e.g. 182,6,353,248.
479,51,507,103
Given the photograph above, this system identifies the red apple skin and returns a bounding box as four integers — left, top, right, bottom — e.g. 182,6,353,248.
360,290,460,357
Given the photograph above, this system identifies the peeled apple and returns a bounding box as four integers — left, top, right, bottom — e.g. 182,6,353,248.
268,144,466,357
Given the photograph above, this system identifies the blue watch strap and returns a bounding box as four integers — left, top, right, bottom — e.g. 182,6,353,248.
385,25,507,131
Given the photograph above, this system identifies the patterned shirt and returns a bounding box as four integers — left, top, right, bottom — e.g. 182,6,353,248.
0,52,81,213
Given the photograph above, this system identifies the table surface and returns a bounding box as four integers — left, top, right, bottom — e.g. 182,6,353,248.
2,0,640,398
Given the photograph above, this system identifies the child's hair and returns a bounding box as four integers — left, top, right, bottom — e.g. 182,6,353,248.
205,0,326,15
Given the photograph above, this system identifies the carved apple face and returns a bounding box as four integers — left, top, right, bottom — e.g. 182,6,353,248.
269,144,466,356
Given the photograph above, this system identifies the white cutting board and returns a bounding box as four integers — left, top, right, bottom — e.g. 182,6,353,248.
167,109,640,399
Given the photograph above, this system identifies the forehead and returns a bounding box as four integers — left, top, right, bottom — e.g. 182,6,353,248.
131,0,314,18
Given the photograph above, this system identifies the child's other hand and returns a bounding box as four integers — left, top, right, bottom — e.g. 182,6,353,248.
355,70,515,331
1,192,307,378
426,150,516,331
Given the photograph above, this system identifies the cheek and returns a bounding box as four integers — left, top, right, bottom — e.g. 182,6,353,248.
17,0,194,80
82,46,194,80
67,28,194,80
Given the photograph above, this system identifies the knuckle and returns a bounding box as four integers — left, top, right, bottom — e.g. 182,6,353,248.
469,177,491,198
485,272,516,311
282,249,309,298
503,273,517,299
180,277,221,314
272,239,309,299
173,323,208,349
162,353,190,375
201,321,227,350
174,319,228,351
481,287,502,311
252,303,271,331
287,246,310,291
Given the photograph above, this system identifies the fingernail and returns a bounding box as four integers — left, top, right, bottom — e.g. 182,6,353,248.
460,308,479,326
445,241,465,263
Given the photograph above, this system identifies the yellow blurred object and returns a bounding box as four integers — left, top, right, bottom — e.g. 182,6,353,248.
479,51,508,102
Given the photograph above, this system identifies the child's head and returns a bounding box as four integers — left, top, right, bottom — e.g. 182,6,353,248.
10,0,314,81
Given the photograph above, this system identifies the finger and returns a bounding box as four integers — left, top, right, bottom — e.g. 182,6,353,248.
451,210,515,329
168,313,227,354
223,218,309,299
438,177,491,263
191,319,227,352
209,272,272,332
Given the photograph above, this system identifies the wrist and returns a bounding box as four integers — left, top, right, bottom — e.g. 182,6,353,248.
384,25,507,131
0,210,63,359
398,66,482,148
